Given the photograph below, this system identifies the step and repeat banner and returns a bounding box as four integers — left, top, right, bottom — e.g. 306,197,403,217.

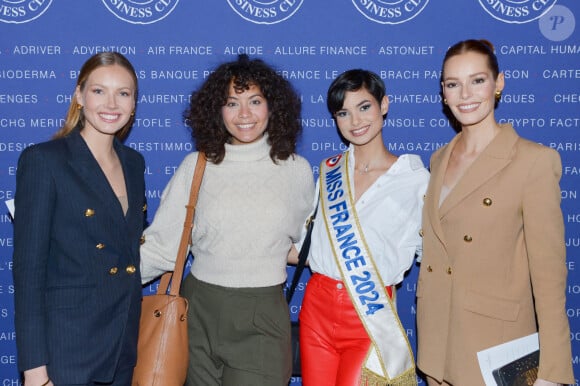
1,0,579,384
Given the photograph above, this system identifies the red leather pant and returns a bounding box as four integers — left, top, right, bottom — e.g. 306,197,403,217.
299,273,393,386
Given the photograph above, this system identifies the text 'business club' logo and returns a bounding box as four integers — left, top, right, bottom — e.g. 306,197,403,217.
227,0,303,25
0,0,53,24
101,0,179,25
478,0,557,24
351,0,429,25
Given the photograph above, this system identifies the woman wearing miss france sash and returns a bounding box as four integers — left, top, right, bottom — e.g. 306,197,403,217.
296,69,429,385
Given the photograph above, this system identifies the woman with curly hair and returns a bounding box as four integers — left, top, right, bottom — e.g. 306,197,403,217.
140,54,314,385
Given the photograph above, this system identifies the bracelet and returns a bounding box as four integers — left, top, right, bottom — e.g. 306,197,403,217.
40,380,50,386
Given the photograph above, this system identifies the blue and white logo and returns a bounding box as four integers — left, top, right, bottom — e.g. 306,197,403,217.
0,0,53,24
539,5,575,42
226,0,303,25
101,0,179,25
478,0,557,24
351,0,429,25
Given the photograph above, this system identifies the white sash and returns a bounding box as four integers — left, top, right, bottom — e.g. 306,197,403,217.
320,152,417,385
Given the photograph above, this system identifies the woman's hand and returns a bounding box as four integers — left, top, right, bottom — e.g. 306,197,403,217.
287,245,299,264
23,365,52,386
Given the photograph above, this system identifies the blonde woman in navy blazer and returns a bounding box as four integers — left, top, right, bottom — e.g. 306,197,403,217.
13,52,146,386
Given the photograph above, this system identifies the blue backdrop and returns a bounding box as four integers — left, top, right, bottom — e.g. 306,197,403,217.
1,1,579,384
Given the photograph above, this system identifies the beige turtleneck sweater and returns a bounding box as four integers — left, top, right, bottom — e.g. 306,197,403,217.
140,135,314,287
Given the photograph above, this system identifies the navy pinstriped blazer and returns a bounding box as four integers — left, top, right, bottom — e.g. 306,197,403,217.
12,128,146,384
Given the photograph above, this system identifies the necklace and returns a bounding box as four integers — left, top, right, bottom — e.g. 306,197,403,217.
358,162,370,174
357,155,396,175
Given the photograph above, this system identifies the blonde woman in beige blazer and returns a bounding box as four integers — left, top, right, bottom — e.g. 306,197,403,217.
416,39,574,386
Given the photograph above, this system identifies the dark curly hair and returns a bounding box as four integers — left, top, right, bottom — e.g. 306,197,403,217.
184,54,302,164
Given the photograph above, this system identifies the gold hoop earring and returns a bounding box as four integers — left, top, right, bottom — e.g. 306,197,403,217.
77,104,83,110
495,90,502,101
443,98,448,105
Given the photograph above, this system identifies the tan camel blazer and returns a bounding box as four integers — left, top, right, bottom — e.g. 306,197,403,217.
416,124,574,385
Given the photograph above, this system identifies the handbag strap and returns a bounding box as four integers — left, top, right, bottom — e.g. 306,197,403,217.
157,152,207,296
286,202,318,304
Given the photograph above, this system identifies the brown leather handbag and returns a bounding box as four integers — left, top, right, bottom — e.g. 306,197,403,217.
132,153,207,386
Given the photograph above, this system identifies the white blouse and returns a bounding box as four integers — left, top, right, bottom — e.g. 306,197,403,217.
308,147,429,285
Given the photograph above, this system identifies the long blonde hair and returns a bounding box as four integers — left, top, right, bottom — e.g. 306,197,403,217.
53,52,138,140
